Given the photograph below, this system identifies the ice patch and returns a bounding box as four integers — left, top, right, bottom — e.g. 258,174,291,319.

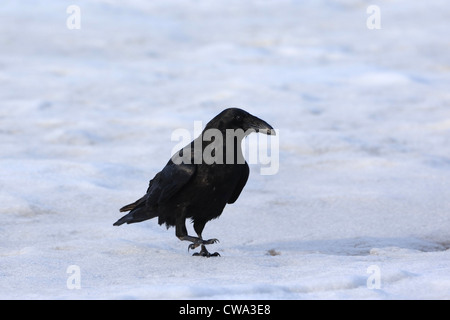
351,71,411,86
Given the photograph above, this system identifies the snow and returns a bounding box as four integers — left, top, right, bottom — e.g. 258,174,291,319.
1,0,450,299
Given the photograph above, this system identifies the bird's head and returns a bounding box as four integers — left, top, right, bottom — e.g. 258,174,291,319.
205,108,276,136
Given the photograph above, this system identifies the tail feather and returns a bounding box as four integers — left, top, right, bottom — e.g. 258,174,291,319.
113,213,134,226
115,194,157,226
120,202,138,212
113,207,158,226
120,194,148,212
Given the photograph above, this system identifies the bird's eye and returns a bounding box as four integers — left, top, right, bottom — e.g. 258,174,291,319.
235,115,242,122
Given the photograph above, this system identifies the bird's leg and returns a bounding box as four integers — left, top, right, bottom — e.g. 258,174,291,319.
175,212,217,250
176,233,219,250
191,220,220,257
176,211,201,241
188,238,220,252
176,222,201,243
175,214,220,256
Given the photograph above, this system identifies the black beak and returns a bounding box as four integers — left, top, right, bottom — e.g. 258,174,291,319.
247,115,276,136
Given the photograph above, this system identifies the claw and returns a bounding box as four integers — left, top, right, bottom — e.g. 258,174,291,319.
205,238,219,245
192,251,221,258
188,243,199,252
187,238,220,253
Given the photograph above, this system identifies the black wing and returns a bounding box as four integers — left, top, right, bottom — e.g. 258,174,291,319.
114,161,196,226
150,160,197,205
118,172,161,213
119,161,196,213
227,163,249,204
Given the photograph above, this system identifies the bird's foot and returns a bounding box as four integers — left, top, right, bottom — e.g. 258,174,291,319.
193,251,221,257
188,238,219,251
192,245,221,257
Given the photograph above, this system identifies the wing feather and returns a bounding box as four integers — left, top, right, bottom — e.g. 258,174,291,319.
227,164,249,204
147,161,197,205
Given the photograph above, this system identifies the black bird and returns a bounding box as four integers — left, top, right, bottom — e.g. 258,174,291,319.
114,108,275,257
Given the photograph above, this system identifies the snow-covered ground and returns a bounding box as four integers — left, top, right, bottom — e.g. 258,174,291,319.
1,0,450,299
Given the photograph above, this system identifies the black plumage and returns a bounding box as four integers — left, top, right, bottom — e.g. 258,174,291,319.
114,108,275,256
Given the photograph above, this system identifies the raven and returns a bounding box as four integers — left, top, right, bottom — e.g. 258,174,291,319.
114,108,275,257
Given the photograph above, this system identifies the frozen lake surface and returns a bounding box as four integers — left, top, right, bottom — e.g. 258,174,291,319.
0,0,449,299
